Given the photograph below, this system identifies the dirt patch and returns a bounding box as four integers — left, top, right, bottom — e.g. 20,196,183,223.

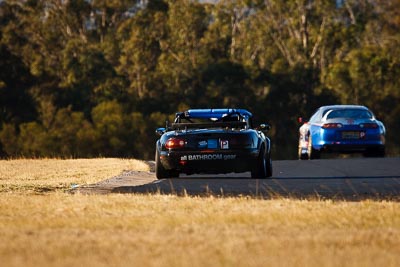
71,170,156,194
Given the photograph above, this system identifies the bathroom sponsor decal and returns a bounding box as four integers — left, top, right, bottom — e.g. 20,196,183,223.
180,154,236,161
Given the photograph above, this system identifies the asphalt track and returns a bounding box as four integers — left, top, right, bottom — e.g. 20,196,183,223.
75,157,400,200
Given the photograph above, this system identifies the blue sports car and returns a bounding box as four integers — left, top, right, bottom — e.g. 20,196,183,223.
298,105,386,159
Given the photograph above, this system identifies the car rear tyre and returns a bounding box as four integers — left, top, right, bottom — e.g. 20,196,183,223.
155,149,179,179
266,155,273,177
251,147,272,178
307,136,320,160
298,145,308,160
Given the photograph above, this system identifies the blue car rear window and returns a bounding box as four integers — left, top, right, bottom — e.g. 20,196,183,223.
326,109,372,119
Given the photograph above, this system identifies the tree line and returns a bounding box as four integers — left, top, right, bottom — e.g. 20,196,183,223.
0,0,399,160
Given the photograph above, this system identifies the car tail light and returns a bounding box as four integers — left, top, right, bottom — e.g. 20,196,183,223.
165,138,186,149
322,123,343,129
359,123,378,129
229,136,252,148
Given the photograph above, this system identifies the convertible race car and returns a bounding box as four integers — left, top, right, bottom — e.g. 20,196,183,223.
298,105,386,159
155,109,272,179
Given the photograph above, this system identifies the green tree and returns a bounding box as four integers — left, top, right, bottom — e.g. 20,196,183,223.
1,0,400,159
200,60,255,107
0,45,36,125
91,101,129,156
156,0,211,109
117,0,168,101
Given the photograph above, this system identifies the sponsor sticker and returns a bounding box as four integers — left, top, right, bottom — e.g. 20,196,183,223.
198,140,207,148
180,154,236,161
207,139,218,149
223,154,236,160
220,139,229,149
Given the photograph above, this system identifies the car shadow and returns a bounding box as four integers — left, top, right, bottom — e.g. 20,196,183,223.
104,158,400,200
110,175,400,201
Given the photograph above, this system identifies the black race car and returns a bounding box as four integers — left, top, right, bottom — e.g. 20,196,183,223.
155,109,272,179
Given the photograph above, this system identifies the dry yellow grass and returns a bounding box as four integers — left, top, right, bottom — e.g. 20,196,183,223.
0,158,149,192
0,158,399,267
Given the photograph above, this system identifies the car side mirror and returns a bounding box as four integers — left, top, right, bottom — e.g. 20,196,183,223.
258,123,271,132
155,128,166,136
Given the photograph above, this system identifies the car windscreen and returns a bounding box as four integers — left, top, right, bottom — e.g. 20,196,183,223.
172,115,247,130
179,117,219,123
326,109,373,120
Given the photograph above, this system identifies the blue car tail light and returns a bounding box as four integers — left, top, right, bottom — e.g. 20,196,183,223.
359,123,378,129
322,123,343,129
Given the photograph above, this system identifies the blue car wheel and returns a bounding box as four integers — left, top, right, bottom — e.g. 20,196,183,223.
307,136,320,160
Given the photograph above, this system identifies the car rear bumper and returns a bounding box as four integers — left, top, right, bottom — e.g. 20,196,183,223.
318,143,385,153
159,149,260,174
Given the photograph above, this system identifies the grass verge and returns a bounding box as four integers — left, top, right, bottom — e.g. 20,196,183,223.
0,158,149,193
0,158,399,267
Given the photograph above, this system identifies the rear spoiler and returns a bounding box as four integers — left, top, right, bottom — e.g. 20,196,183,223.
169,121,247,130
